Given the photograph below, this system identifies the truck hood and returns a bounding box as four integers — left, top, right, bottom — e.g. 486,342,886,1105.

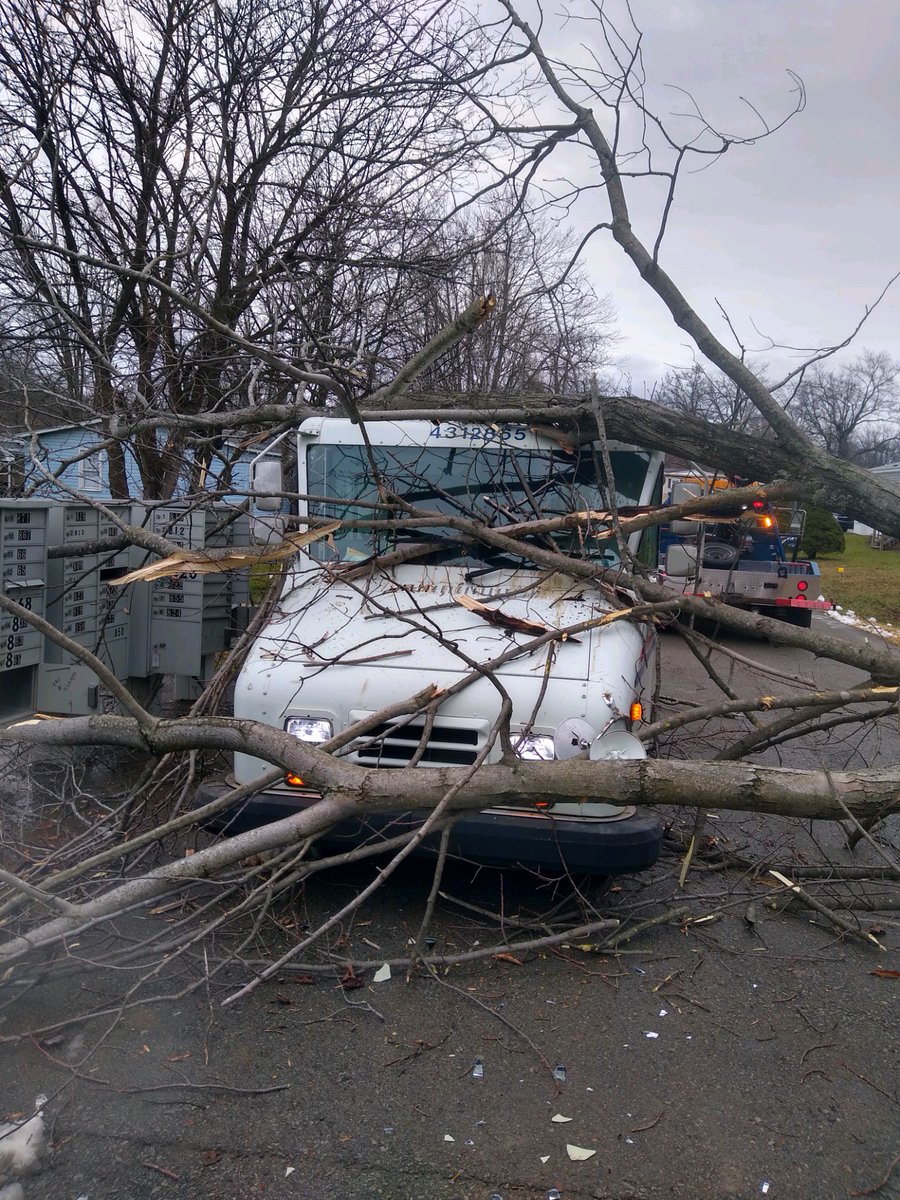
252,560,646,685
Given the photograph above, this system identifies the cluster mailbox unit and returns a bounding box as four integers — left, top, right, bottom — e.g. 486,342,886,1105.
1,501,49,721
0,499,251,723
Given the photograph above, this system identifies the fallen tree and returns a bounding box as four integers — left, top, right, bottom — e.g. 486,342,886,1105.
0,0,898,993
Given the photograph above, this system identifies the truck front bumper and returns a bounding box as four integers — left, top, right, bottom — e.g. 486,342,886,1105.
193,779,662,877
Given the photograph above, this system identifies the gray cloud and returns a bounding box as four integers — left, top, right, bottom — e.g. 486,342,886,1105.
531,0,900,389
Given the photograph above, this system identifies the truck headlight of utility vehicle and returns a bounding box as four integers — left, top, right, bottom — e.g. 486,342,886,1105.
513,734,556,760
285,717,333,744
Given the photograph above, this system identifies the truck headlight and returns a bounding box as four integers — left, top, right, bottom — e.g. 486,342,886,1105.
514,735,555,761
285,717,333,744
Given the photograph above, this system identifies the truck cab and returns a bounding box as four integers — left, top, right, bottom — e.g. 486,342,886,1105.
198,418,666,875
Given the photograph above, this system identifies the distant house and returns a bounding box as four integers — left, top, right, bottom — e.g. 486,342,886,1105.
863,462,900,545
0,435,22,495
870,461,900,487
2,421,274,504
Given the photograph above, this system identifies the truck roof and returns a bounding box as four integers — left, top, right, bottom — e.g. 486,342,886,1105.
297,416,645,454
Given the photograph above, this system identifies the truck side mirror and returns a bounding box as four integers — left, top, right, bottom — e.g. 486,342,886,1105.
671,482,703,505
252,459,283,511
665,544,700,577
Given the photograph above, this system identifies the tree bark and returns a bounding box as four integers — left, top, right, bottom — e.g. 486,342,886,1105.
3,714,897,822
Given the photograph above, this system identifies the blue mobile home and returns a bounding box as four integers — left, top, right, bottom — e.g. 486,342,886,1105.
3,421,266,504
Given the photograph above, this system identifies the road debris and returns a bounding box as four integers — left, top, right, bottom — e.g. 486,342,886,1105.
141,1162,180,1181
566,1144,596,1161
471,1058,484,1079
339,966,364,990
551,1114,573,1123
372,964,392,983
768,870,887,949
553,1063,567,1083
0,1095,47,1178
630,1112,665,1133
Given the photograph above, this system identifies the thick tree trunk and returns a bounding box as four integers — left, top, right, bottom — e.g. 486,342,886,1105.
3,713,898,822
359,392,900,535
0,755,895,965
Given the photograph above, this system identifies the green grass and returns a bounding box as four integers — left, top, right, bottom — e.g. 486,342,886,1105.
815,533,900,628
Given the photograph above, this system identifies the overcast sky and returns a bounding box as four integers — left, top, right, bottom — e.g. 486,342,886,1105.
519,0,900,392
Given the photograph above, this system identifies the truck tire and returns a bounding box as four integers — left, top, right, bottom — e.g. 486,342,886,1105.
702,541,741,568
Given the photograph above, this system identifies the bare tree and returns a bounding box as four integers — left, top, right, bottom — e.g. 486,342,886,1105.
653,362,770,438
0,0,491,496
391,200,618,395
795,351,899,461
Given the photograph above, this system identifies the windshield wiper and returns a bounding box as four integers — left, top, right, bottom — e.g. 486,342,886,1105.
463,544,536,580
392,531,535,578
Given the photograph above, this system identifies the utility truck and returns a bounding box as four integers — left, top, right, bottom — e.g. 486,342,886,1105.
195,418,666,875
660,475,831,628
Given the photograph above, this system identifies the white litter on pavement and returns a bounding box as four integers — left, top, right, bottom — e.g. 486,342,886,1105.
0,1096,47,1178
830,607,899,641
372,963,392,983
550,1114,573,1123
566,1144,596,1161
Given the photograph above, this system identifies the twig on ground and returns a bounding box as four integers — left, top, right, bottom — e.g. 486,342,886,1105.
597,906,693,951
769,871,887,949
630,1111,665,1133
799,1042,836,1066
437,889,555,934
410,823,454,977
142,1162,180,1181
841,1062,899,1107
426,967,556,1081
849,1153,900,1197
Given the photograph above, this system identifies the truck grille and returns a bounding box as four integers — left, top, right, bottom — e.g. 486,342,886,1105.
352,721,481,767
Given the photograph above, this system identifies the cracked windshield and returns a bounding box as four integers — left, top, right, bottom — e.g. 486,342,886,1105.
306,437,654,567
